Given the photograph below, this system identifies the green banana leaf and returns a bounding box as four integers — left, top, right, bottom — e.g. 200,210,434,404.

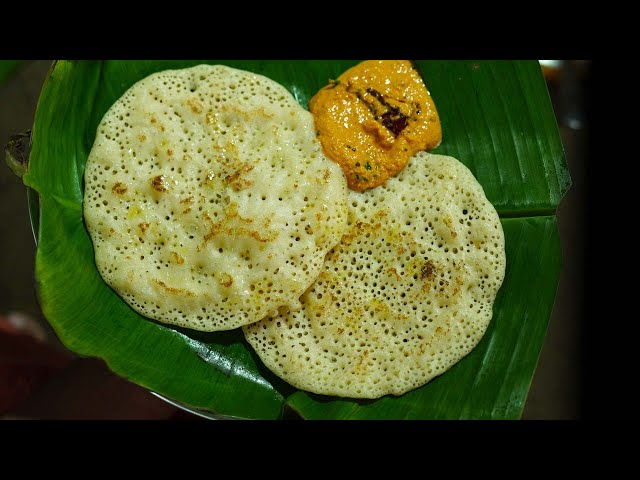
20,60,569,419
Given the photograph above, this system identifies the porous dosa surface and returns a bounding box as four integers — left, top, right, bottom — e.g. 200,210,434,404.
244,152,505,398
83,64,348,331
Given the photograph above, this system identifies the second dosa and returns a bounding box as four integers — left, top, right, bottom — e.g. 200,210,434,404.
244,152,506,398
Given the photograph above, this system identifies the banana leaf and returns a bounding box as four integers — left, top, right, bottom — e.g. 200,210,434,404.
20,60,569,419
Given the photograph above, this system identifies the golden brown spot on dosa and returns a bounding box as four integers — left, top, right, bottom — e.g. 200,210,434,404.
368,297,390,318
199,205,278,251
451,276,464,298
203,170,216,186
137,134,146,142
420,260,438,293
434,325,451,337
224,164,254,191
317,271,332,282
112,182,128,195
154,279,195,297
186,98,203,114
171,251,185,265
355,349,370,373
421,260,436,280
341,221,382,247
138,222,150,233
219,273,233,288
442,215,457,238
387,267,402,281
314,168,333,185
151,175,169,192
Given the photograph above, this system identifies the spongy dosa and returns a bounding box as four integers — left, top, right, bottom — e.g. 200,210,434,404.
243,152,505,398
83,64,348,331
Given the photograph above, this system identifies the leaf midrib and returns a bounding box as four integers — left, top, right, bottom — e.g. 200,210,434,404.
498,208,558,219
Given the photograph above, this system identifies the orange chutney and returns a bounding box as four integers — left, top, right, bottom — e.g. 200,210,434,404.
309,60,442,191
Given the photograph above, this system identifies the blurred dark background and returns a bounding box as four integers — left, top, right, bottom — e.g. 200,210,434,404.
0,60,588,419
